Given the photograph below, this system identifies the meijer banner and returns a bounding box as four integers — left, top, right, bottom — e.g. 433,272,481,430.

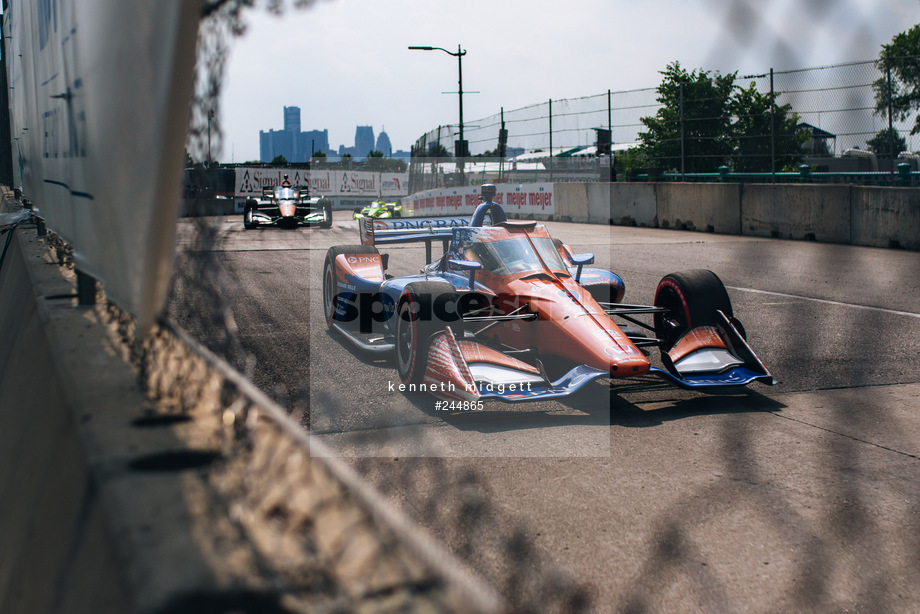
405,184,554,217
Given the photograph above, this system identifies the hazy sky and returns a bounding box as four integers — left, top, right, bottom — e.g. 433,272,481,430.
217,0,918,163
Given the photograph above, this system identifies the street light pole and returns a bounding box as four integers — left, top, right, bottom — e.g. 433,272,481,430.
409,44,467,184
207,109,214,166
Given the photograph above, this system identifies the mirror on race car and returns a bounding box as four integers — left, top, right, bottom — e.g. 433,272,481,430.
571,252,595,282
449,258,482,289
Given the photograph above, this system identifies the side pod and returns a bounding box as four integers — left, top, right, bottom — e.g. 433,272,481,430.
423,329,609,403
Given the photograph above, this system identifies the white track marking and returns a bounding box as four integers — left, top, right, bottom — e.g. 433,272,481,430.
726,286,920,319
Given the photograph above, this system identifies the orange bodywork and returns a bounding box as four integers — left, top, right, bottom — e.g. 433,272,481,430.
667,325,726,364
335,253,385,283
457,223,649,377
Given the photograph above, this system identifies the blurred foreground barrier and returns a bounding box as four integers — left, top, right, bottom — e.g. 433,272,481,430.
0,194,501,613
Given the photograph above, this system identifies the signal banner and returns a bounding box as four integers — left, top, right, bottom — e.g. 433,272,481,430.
234,168,409,199
404,184,555,217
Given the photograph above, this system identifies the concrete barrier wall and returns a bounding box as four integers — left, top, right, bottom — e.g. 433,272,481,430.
742,184,852,243
552,181,920,250
657,183,742,234
610,183,657,227
851,187,920,250
0,208,501,613
0,230,133,614
552,182,590,222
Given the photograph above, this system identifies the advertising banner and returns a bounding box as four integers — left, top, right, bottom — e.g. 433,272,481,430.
405,184,555,217
234,168,409,199
5,0,199,332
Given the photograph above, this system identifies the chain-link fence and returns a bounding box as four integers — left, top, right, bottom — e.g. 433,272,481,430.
163,2,920,612
410,57,920,189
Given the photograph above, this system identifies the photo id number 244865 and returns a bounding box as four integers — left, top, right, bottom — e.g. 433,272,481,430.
435,400,483,411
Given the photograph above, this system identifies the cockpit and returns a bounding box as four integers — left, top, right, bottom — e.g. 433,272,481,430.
457,235,567,276
274,186,297,201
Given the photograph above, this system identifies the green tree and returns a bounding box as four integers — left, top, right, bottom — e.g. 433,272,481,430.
615,147,650,180
270,154,288,165
867,128,907,157
874,25,920,134
363,150,387,171
639,62,736,173
425,142,452,158
730,81,805,172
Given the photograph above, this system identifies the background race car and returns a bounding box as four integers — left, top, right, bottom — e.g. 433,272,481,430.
324,185,774,403
244,176,333,229
353,199,402,220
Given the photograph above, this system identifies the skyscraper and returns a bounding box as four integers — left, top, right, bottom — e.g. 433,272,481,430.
375,130,392,156
283,106,301,134
354,126,375,158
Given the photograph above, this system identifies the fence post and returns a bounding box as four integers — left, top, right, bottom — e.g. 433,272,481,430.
680,82,685,181
888,61,895,185
549,98,553,183
499,107,505,183
770,68,776,183
608,89,614,182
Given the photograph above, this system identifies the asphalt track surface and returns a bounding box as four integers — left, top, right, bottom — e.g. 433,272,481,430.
174,210,920,612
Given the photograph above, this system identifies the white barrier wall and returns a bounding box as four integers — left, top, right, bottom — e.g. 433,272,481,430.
5,0,199,333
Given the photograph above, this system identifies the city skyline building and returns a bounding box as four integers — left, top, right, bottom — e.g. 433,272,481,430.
354,125,374,158
283,106,301,134
259,107,408,162
376,130,392,156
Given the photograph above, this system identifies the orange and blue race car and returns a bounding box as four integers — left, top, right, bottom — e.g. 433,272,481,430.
322,185,774,403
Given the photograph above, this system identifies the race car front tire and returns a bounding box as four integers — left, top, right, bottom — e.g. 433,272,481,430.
395,281,463,386
318,198,333,228
322,245,380,330
243,201,257,229
653,269,734,351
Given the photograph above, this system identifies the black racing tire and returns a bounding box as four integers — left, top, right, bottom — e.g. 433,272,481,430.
243,200,257,229
653,269,733,351
322,245,380,330
395,281,463,385
318,198,333,228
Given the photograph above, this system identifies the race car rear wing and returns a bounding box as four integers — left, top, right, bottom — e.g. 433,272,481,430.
359,216,470,260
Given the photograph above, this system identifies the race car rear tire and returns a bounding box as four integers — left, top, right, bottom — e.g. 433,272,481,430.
323,245,380,330
653,269,733,351
318,198,333,229
395,281,463,386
